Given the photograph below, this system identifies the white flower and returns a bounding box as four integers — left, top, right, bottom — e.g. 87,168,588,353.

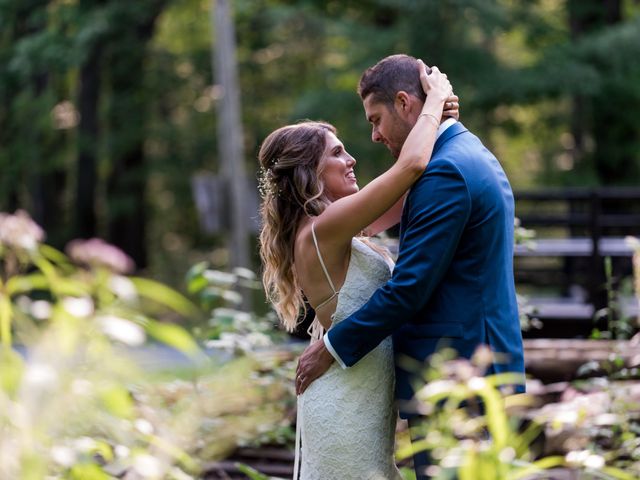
467,377,487,392
246,332,272,349
109,275,138,302
0,210,45,251
115,445,130,458
134,419,154,435
232,267,256,280
23,364,58,390
554,410,579,424
98,316,146,346
231,311,252,329
499,447,516,462
62,297,94,318
204,270,236,287
211,308,241,322
204,337,236,350
133,454,162,478
51,446,76,467
594,413,618,426
584,454,605,469
30,300,52,320
566,450,591,467
73,437,96,452
222,290,243,305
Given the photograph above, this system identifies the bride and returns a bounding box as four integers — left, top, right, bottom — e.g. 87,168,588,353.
257,62,455,479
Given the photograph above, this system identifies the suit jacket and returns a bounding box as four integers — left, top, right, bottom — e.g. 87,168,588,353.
326,122,525,417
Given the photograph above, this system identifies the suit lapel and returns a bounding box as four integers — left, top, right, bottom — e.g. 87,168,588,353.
432,121,468,155
398,122,469,243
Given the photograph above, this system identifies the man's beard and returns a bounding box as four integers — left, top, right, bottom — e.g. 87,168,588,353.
389,117,412,159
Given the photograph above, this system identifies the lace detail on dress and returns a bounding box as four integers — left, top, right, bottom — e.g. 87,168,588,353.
297,238,402,480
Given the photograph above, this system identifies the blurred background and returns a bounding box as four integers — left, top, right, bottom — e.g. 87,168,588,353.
2,0,639,286
2,2,640,478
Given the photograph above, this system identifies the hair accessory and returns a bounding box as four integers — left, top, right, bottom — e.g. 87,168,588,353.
258,164,283,198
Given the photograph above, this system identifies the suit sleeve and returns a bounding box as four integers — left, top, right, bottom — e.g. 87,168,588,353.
326,158,472,366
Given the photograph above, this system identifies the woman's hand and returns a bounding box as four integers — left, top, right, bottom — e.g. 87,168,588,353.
418,61,452,106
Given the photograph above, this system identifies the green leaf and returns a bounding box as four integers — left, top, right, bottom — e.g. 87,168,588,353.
0,347,25,396
459,448,478,480
187,274,209,295
199,287,223,310
69,463,112,480
235,463,274,480
0,295,12,347
599,467,638,480
185,261,209,283
6,273,49,295
92,440,115,463
146,319,201,356
38,244,72,269
130,277,199,316
508,456,566,480
99,384,135,419
475,382,509,450
19,452,47,480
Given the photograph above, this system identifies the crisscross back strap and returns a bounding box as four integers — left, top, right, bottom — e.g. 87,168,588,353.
311,222,339,310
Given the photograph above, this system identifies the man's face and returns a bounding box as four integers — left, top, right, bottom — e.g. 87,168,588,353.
363,94,413,159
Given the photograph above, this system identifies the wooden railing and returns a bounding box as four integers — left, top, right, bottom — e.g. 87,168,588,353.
514,187,640,335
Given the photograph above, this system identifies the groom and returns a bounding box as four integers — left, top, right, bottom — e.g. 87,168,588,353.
296,54,525,479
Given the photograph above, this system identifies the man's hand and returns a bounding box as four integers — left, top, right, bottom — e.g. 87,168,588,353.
443,94,460,121
295,340,335,395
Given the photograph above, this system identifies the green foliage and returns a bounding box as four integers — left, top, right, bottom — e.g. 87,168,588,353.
0,213,292,480
186,261,287,350
2,0,639,275
236,462,281,480
400,348,636,479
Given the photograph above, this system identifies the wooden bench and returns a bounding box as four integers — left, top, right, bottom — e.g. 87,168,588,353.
514,187,640,334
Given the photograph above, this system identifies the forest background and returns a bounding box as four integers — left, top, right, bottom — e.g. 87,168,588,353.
1,0,639,285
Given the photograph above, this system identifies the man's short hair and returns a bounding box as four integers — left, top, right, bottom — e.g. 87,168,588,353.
357,54,426,106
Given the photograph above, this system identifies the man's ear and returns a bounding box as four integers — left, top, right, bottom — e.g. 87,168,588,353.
394,91,411,112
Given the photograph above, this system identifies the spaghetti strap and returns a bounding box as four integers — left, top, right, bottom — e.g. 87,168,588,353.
311,222,339,310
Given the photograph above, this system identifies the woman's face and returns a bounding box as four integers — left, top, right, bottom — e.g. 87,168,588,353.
320,131,359,201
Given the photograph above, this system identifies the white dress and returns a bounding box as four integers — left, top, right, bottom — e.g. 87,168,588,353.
295,237,402,480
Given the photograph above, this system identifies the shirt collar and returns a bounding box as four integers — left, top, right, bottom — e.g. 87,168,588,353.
437,117,457,139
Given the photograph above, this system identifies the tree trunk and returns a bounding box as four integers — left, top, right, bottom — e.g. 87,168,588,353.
76,41,102,239
212,0,250,270
105,2,166,269
19,2,67,246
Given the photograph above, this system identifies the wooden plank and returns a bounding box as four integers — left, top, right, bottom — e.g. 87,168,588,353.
515,186,640,200
516,213,640,229
528,301,595,320
514,237,634,257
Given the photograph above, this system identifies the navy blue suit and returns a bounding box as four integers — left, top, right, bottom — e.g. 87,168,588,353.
326,122,525,417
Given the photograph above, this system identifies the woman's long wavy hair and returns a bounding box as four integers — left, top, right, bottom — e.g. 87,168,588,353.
258,121,336,333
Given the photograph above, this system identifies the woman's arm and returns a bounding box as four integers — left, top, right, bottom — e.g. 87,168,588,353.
364,92,460,236
364,195,405,236
313,62,451,245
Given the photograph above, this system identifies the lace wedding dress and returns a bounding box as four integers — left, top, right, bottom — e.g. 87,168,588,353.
294,237,402,480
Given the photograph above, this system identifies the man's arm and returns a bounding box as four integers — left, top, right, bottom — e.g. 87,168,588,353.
296,157,471,393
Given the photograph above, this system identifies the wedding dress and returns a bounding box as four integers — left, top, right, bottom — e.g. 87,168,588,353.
294,232,402,480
